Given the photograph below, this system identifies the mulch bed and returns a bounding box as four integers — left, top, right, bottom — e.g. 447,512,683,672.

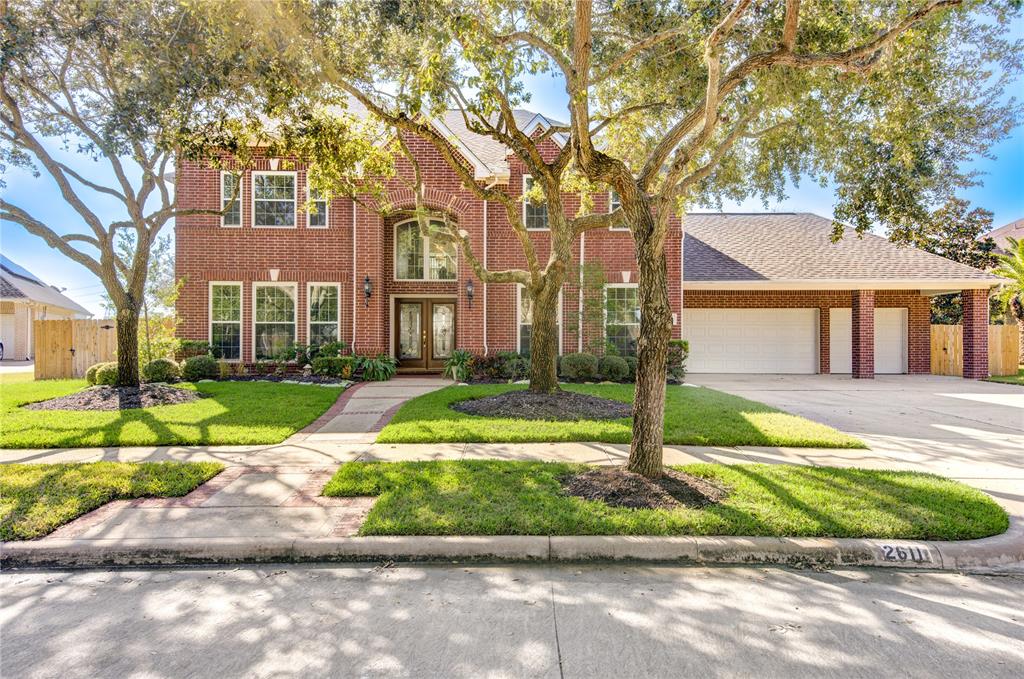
562,467,727,510
451,390,633,421
24,384,206,412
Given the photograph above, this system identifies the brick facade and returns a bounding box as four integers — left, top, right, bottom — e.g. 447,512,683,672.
851,290,876,378
962,288,990,379
175,137,682,364
176,137,952,375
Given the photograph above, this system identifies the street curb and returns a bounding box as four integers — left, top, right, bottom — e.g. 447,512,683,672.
3,527,1022,572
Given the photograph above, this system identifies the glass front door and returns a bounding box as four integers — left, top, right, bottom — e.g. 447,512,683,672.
394,298,457,371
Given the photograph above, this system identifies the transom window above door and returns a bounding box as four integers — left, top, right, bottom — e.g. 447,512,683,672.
394,219,457,281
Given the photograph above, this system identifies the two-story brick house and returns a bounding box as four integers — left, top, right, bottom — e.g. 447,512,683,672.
174,109,1002,378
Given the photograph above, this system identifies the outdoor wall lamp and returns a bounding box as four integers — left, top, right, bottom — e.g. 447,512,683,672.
363,275,372,307
465,279,475,308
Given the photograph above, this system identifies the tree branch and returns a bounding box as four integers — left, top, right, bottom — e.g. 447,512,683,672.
0,200,103,277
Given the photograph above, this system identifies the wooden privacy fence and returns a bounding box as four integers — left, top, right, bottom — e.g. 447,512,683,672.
930,324,1019,377
34,319,117,380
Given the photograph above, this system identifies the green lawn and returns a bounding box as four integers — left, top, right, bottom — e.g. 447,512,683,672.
324,460,1007,541
376,383,863,448
0,373,343,448
986,366,1024,386
1,461,222,540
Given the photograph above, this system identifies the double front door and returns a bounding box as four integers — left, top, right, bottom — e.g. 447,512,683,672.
394,298,456,371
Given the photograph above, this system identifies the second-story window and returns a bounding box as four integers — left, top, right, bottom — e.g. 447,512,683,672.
307,185,328,228
609,190,628,230
253,171,296,228
523,175,549,230
395,219,457,281
220,172,241,227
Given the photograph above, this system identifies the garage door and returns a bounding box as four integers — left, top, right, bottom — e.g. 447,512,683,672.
683,308,819,373
0,313,14,359
829,308,908,374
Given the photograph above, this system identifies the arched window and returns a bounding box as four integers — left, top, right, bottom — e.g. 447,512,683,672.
394,219,457,281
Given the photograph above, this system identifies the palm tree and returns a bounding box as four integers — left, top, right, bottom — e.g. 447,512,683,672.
993,237,1024,320
993,237,1024,364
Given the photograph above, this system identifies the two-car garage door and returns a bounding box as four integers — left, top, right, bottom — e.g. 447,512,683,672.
683,307,909,374
683,309,819,374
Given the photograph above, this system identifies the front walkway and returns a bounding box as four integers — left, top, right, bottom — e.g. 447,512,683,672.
289,376,451,444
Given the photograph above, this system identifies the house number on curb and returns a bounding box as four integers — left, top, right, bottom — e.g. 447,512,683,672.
879,545,933,563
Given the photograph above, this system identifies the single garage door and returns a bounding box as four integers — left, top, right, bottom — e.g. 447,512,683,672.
683,308,819,374
829,307,908,374
0,313,14,359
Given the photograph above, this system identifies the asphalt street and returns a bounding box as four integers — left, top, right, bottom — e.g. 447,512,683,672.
2,563,1022,678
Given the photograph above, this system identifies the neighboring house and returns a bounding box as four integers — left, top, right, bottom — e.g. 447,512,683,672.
988,218,1024,252
0,255,92,360
174,110,1004,379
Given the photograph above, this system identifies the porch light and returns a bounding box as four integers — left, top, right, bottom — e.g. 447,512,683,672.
363,275,372,307
465,279,475,308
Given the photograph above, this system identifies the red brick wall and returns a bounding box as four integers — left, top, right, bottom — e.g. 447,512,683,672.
962,288,990,379
175,136,684,362
851,289,875,378
684,290,932,374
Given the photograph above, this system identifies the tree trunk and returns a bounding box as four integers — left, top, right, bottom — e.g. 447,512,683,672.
116,304,141,387
143,301,152,364
528,282,561,393
627,207,673,478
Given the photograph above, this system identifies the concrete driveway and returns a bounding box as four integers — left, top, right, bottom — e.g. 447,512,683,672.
690,374,1024,516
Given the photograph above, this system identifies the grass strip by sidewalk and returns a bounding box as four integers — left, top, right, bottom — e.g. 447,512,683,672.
0,373,343,448
0,461,223,540
324,460,1007,541
376,384,864,448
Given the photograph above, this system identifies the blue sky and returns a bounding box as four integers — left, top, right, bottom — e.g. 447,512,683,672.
2,18,1022,316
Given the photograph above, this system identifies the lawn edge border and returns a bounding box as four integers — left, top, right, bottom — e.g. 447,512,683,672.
4,523,1021,573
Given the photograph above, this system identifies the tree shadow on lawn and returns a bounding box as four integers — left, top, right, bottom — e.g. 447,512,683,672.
2,382,341,448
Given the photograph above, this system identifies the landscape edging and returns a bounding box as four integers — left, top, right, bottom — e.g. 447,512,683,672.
3,529,1021,573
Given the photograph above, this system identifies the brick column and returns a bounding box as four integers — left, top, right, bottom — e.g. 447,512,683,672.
962,289,989,379
851,290,875,379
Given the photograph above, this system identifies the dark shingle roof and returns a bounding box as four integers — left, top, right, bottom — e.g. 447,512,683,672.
684,213,1001,284
0,277,25,299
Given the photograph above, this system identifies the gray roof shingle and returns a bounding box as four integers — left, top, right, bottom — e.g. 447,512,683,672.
684,213,1001,284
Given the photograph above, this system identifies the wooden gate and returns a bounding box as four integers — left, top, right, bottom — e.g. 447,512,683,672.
930,324,1020,377
34,319,117,379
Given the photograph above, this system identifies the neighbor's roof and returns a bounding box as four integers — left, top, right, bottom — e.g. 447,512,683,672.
988,218,1023,251
0,255,92,315
684,213,1003,290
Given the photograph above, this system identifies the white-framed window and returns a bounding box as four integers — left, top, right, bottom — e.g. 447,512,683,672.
220,172,242,227
307,183,328,228
307,283,340,345
394,218,457,281
252,171,297,228
253,282,297,360
604,283,640,356
608,190,628,230
209,282,242,360
522,175,549,231
517,284,563,355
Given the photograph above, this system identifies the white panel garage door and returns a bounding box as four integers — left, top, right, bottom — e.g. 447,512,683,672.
829,308,908,374
0,313,14,359
684,308,818,374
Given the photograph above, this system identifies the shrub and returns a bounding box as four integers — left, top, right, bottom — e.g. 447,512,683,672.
89,362,118,386
667,339,689,383
496,351,528,381
443,349,474,382
599,355,629,382
314,340,348,359
177,339,217,360
142,358,179,383
359,354,397,381
95,362,120,386
559,352,599,381
181,354,219,381
312,355,356,378
625,356,638,381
